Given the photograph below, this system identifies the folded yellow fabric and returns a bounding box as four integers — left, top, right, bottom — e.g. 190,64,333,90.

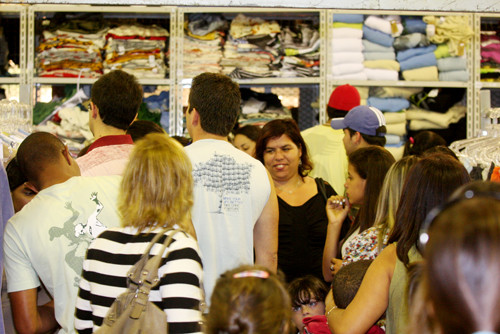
402,66,438,81
363,59,400,71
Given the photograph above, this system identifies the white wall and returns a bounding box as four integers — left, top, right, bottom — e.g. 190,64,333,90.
2,0,499,12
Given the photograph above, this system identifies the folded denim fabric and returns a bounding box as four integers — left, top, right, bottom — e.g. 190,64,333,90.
362,39,394,53
368,97,410,112
393,33,430,51
333,13,365,24
363,51,396,61
330,38,364,52
437,57,467,72
397,45,437,62
402,66,439,81
363,59,400,71
332,51,364,65
365,15,403,36
400,52,437,71
438,70,469,82
385,133,404,145
403,18,427,34
365,68,398,81
331,27,363,39
434,44,451,59
363,25,394,47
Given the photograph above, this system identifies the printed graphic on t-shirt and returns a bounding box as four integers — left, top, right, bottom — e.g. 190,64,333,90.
192,152,253,214
48,192,107,286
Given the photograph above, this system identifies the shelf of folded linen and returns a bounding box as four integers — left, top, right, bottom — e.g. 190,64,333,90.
329,13,366,80
102,24,169,79
362,15,403,81
35,18,108,78
182,13,226,78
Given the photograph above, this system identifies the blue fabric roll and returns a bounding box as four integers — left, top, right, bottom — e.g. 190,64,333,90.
397,45,437,62
333,13,364,23
403,18,427,34
362,25,394,48
400,52,437,71
367,97,410,112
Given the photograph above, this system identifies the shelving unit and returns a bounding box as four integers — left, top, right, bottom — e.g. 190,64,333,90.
474,13,500,134
0,4,27,102
1,5,493,140
173,7,326,135
326,10,475,138
27,4,175,132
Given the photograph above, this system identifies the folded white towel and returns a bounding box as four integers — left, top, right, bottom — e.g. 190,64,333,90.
330,38,364,52
332,71,368,80
332,52,364,65
365,15,404,36
365,68,399,81
331,63,365,76
331,27,363,39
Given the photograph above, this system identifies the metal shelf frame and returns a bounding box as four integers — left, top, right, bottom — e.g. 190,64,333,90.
0,4,28,103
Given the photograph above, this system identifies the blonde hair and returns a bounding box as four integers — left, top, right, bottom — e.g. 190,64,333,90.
206,265,291,334
374,156,419,249
118,133,193,232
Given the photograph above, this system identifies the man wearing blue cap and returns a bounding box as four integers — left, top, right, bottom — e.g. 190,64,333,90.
331,105,387,155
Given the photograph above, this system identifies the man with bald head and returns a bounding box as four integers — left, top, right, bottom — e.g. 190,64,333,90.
3,132,121,334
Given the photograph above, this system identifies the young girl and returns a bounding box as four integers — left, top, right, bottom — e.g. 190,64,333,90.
288,276,330,334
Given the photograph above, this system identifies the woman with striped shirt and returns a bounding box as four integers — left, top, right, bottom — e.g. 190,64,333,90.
74,133,204,333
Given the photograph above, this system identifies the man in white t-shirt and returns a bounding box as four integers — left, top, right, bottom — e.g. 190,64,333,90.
184,72,278,303
3,132,121,334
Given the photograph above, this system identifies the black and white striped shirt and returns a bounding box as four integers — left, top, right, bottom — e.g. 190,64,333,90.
74,227,204,334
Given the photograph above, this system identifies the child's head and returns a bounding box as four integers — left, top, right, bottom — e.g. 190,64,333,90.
332,260,373,308
288,275,328,332
207,265,291,334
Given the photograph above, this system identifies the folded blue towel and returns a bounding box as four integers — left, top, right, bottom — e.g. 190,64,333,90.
403,18,427,34
397,45,437,62
399,52,437,71
367,97,410,112
333,13,364,23
437,57,467,72
362,25,394,48
363,39,394,53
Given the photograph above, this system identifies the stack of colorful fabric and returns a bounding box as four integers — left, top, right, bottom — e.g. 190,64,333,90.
362,15,402,81
280,23,321,77
183,14,226,78
36,19,108,78
222,14,281,79
395,17,437,81
103,24,169,79
480,29,500,81
330,13,366,80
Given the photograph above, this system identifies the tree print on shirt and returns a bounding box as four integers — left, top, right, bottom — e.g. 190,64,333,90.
192,153,253,213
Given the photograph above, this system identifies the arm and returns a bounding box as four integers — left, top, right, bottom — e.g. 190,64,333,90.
9,289,58,334
254,170,279,273
322,195,350,282
326,244,397,334
74,259,94,334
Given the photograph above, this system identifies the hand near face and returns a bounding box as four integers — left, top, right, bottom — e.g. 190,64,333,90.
326,195,350,225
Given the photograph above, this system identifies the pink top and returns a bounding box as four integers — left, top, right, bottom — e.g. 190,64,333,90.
76,135,134,177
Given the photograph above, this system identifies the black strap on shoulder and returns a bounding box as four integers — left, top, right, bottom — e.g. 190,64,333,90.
315,177,328,203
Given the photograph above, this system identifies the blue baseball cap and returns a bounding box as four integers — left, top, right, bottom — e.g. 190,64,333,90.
331,105,386,137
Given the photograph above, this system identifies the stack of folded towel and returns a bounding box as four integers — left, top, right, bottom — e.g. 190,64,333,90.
362,15,402,81
330,13,366,80
395,17,438,81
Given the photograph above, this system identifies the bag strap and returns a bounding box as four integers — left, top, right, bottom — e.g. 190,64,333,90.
315,177,328,203
126,228,181,319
